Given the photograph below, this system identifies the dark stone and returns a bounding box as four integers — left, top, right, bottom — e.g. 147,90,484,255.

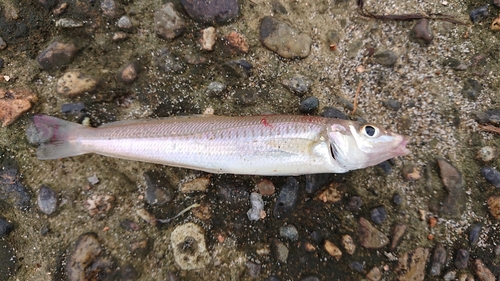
370,206,387,224
180,0,239,23
154,48,185,73
271,0,288,14
246,261,261,278
61,102,85,113
118,264,139,281
349,261,364,272
321,107,348,120
305,173,335,194
143,171,173,206
494,0,500,8
454,249,469,269
216,183,249,205
0,167,31,209
474,108,500,125
100,0,121,18
0,58,3,69
224,59,253,78
37,38,82,71
310,230,324,244
154,3,186,40
300,276,320,281
442,58,467,70
469,224,482,246
470,5,488,23
233,89,257,105
0,217,13,237
383,99,401,111
299,96,319,113
270,239,289,262
346,196,362,212
392,193,402,205
0,239,16,280
274,177,299,219
481,167,500,188
410,18,434,45
429,244,446,276
373,50,398,67
437,158,466,218
377,160,393,174
279,224,299,241
462,78,481,100
37,185,58,215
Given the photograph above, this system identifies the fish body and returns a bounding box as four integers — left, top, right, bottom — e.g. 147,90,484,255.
27,115,409,175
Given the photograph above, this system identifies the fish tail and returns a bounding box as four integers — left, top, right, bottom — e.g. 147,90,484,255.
27,115,87,160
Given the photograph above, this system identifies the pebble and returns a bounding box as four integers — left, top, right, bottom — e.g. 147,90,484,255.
37,38,81,70
112,31,128,41
217,182,249,205
437,158,466,218
136,208,157,226
260,16,312,59
61,102,85,113
87,174,99,185
84,194,115,216
429,244,447,276
401,164,421,181
321,107,348,120
55,18,83,28
180,0,239,23
53,3,68,15
101,0,120,18
117,16,132,30
129,238,150,257
474,259,495,281
462,78,481,100
476,146,498,162
474,108,500,125
171,222,210,270
224,59,253,78
37,185,58,215
116,61,140,84
0,217,13,237
470,5,488,23
487,196,500,219
247,192,265,221
491,15,500,30
324,240,342,260
191,202,212,220
316,182,342,203
299,96,319,113
180,176,210,193
346,196,362,212
56,71,98,97
154,3,186,40
66,233,102,280
454,249,469,269
120,219,140,231
349,261,364,272
200,27,216,51
273,177,299,219
469,224,482,246
154,48,185,73
442,57,468,70
358,217,389,249
443,271,457,281
366,267,381,281
410,18,434,45
246,261,261,278
373,50,398,67
282,75,312,96
0,239,16,280
143,171,173,206
481,167,500,188
305,173,335,194
271,239,289,263
389,224,407,251
392,193,402,205
370,206,387,224
0,166,31,208
341,234,356,255
205,81,226,97
310,230,324,245
0,88,37,127
257,179,275,196
396,247,429,281
223,31,249,53
382,99,401,111
0,36,6,50
279,225,299,241
377,160,393,174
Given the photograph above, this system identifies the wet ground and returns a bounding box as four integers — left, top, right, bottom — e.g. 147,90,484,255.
1,0,500,280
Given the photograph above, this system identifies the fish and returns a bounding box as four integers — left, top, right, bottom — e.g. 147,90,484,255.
26,114,410,175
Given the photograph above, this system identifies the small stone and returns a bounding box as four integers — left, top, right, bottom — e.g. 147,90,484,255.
410,18,434,45
0,88,37,127
171,222,210,270
120,219,140,231
181,176,210,193
112,32,128,41
346,196,362,212
224,59,253,78
129,238,150,257
101,0,120,18
66,233,102,280
53,3,68,15
392,193,402,205
349,261,364,272
370,206,387,224
85,194,115,216
487,196,500,219
481,167,500,188
246,261,261,278
271,239,289,263
442,57,467,70
223,31,249,53
0,239,15,279
200,27,216,51
443,271,457,280
61,102,85,113
260,16,312,59
491,15,500,30
377,160,393,174
469,224,482,246
382,99,401,111
273,177,299,219
279,225,299,241
470,5,488,23
396,247,430,281
366,267,381,281
373,50,398,67
282,75,312,96
55,18,83,28
438,158,466,218
154,3,186,40
56,71,98,97
324,240,342,260
216,182,249,205
341,235,356,255
143,171,173,206
454,249,469,269
0,37,6,50
402,164,421,181
180,0,239,24
0,166,31,209
474,259,495,281
305,173,336,194
87,174,99,185
299,96,319,113
247,192,265,221
205,81,226,97
389,224,407,251
271,0,288,14
117,16,132,30
154,48,185,73
316,182,342,203
429,244,447,276
136,208,157,226
37,38,81,70
462,78,481,100
116,61,140,84
321,107,348,120
358,217,389,249
191,202,212,220
0,217,13,237
257,179,275,196
37,185,58,215
310,230,324,245
476,146,499,162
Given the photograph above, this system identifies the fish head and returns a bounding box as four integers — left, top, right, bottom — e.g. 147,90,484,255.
327,121,410,171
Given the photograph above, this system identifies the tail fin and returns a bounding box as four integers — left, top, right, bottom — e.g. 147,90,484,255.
26,115,87,160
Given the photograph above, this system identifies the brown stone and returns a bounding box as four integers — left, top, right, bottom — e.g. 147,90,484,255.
316,182,342,203
0,88,37,126
358,217,389,249
396,247,430,281
487,196,500,219
116,62,140,84
224,31,249,53
324,240,342,260
474,259,495,281
180,176,210,193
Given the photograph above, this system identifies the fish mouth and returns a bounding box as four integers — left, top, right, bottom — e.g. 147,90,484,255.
396,137,411,156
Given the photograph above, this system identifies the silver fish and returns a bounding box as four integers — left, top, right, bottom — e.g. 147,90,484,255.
27,115,409,175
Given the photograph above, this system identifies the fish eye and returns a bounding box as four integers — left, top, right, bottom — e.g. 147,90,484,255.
362,125,379,138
